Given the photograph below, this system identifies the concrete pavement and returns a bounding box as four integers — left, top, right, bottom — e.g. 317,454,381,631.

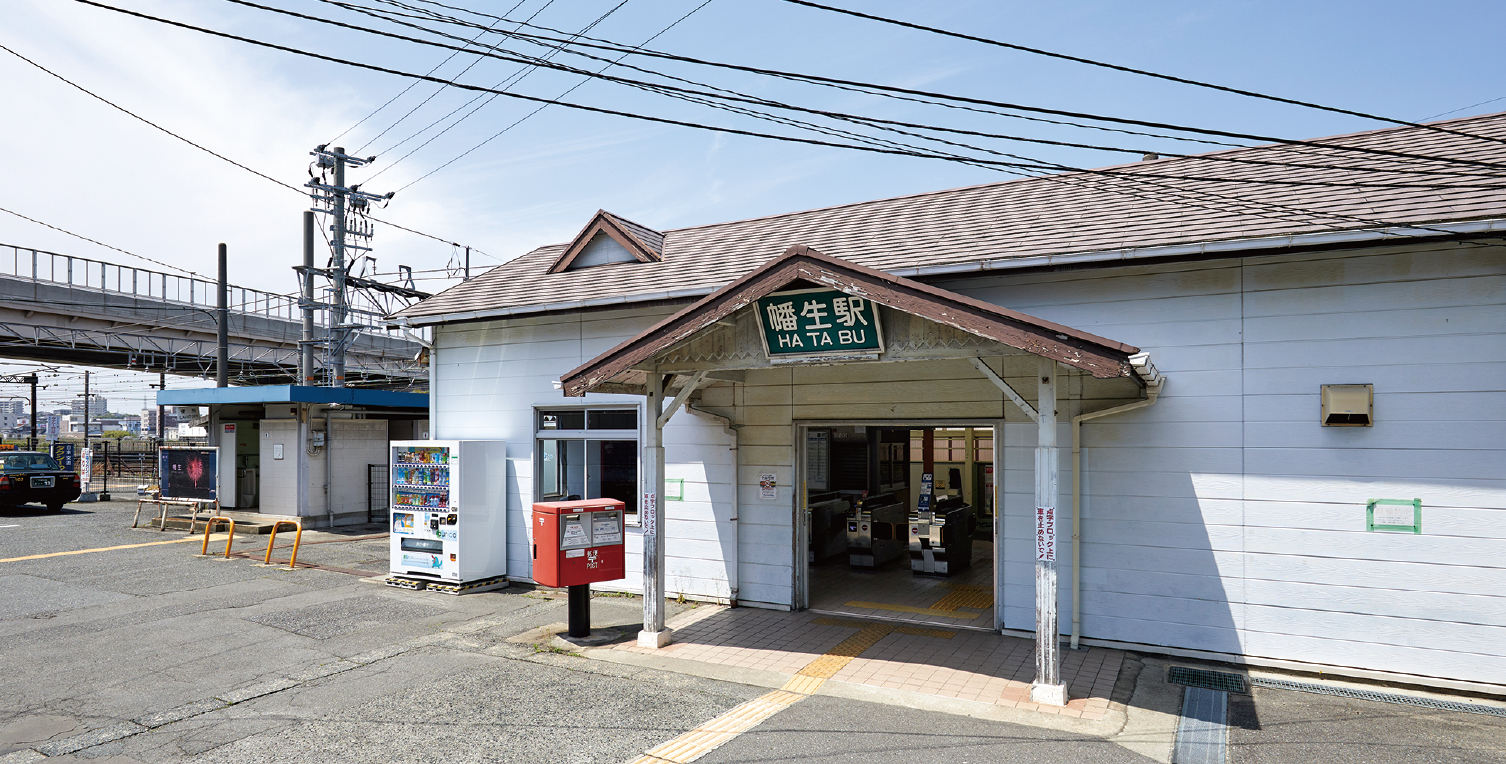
1,498,1502,763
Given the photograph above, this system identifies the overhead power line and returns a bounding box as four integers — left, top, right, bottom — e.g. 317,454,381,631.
353,0,1506,173
343,1,1500,183
381,0,715,192
66,0,1504,245
0,39,490,263
0,205,209,279
341,1,1506,242
365,0,630,183
194,0,1506,189
779,0,1506,149
352,0,538,156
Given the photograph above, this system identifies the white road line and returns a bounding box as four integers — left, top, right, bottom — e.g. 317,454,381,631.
0,524,19,528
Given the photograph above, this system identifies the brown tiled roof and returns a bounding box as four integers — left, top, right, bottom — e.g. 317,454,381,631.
395,112,1506,324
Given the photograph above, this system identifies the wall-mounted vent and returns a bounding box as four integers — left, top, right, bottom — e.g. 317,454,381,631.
1321,384,1373,427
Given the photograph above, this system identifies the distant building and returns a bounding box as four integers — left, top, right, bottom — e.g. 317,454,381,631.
141,406,200,437
70,397,109,417
0,406,23,433
60,415,130,437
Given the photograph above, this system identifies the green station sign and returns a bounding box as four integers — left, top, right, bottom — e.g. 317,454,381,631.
756,288,883,358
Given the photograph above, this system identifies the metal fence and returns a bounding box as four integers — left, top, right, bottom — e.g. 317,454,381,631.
368,463,389,524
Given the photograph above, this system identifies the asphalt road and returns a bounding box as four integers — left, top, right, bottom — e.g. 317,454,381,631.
0,498,1501,763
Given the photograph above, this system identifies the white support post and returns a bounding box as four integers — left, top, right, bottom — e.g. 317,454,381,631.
638,371,671,648
296,403,310,518
1031,357,1066,705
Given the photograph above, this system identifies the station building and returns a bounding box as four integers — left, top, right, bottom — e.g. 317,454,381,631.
389,114,1506,696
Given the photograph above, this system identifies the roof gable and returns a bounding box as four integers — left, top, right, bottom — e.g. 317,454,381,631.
560,245,1140,396
548,210,665,273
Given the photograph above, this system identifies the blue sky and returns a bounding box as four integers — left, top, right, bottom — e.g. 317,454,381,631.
1,0,1503,399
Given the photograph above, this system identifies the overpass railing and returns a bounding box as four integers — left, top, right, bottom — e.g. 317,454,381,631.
0,243,406,339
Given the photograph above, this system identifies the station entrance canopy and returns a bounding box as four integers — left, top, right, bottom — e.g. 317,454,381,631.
560,245,1146,396
558,245,1161,707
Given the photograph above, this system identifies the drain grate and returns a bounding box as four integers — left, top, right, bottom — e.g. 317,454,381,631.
1250,677,1506,718
1169,666,1248,694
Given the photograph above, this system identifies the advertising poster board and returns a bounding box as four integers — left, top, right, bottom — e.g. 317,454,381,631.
51,442,76,472
159,447,218,501
79,448,94,493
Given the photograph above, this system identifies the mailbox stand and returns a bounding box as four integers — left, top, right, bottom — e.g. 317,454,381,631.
568,585,591,638
532,499,627,640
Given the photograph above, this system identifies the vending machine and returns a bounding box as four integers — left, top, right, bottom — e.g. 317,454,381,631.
389,440,508,585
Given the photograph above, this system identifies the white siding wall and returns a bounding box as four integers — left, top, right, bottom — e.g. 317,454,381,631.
431,305,738,600
428,240,1504,685
942,241,1506,684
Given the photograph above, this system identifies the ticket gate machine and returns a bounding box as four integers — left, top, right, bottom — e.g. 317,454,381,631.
847,493,907,569
909,495,973,576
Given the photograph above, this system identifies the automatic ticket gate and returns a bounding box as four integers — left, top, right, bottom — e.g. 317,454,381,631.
847,493,906,569
909,495,974,576
809,498,851,563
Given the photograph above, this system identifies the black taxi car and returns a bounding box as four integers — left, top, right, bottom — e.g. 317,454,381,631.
0,451,82,512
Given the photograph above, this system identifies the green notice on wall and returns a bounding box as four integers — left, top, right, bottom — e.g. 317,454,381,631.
756,288,883,358
1367,498,1422,533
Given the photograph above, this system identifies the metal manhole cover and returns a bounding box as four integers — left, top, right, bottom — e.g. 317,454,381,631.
1168,665,1248,693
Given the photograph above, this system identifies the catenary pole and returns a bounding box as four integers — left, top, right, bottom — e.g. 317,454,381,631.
217,243,229,387
331,148,347,388
301,211,316,385
26,375,37,449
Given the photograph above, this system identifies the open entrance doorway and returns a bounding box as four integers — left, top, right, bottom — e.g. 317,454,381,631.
799,422,998,632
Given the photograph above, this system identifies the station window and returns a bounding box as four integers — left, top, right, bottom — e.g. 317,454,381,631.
908,431,993,463
536,407,641,524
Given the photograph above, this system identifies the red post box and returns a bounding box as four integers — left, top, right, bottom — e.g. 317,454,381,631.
532,499,627,588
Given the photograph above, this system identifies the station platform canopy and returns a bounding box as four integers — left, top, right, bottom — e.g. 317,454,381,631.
155,385,427,409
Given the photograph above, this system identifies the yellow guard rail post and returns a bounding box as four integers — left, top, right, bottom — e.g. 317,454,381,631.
198,516,236,558
262,520,304,571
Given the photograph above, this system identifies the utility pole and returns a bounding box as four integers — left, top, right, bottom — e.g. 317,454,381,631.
217,243,229,388
464,246,471,281
331,149,348,388
306,145,388,388
82,370,90,450
151,372,166,447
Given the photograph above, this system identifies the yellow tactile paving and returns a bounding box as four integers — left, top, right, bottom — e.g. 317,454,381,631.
844,600,987,619
930,585,994,612
626,620,958,763
629,689,804,764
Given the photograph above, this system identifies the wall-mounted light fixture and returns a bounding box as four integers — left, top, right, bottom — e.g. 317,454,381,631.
1321,384,1373,427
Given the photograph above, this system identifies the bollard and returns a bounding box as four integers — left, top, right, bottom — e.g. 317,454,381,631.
263,520,304,570
199,515,235,558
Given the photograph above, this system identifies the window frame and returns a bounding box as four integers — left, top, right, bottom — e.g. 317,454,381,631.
534,404,643,525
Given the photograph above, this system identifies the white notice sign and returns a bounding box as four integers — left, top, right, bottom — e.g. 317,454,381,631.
642,493,657,536
1035,506,1056,561
561,517,590,548
1372,504,1413,526
591,512,623,546
759,473,777,500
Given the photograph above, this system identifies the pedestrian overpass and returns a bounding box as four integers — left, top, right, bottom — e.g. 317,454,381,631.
0,243,426,387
